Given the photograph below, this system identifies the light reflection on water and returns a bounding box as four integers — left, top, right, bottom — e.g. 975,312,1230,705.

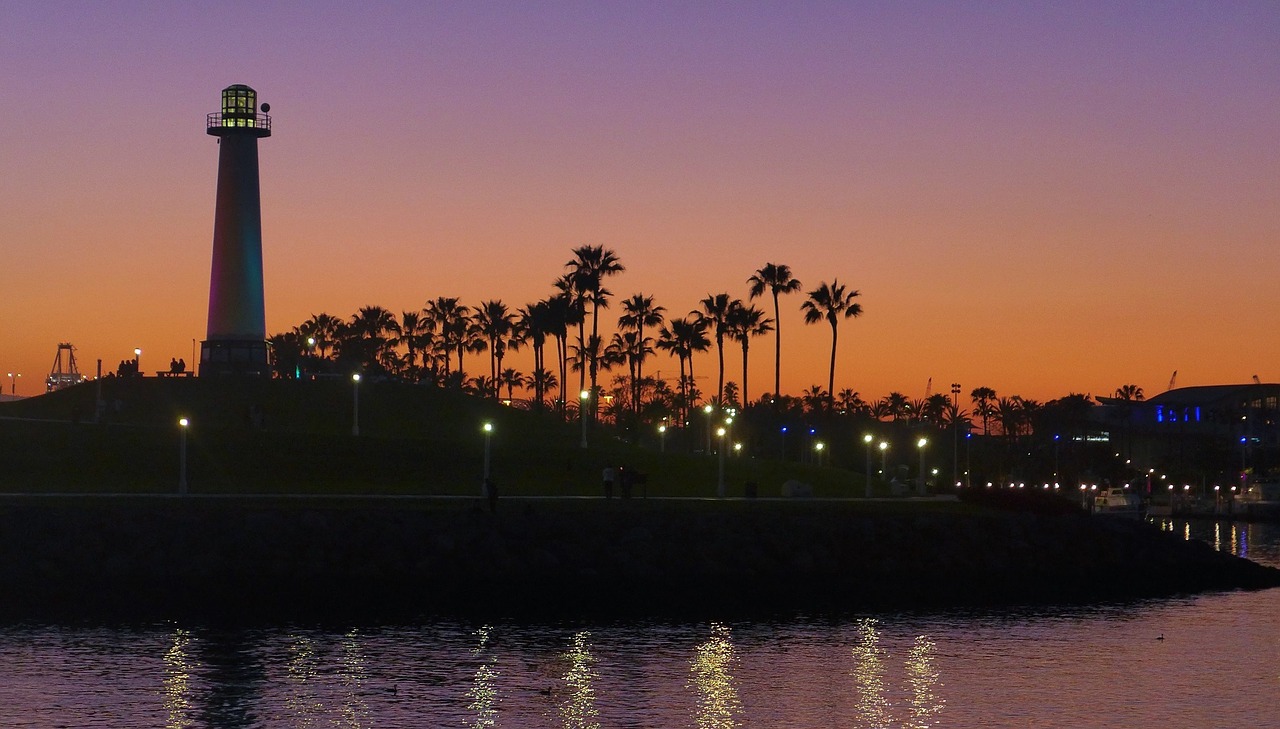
0,520,1275,728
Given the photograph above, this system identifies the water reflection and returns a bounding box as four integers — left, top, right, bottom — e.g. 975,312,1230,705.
467,626,499,729
162,627,194,729
689,623,741,729
339,629,370,728
284,634,325,727
851,618,892,729
904,635,944,729
559,631,600,729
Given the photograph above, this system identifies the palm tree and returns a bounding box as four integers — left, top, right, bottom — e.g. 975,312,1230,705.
397,310,432,380
657,315,710,424
425,297,469,375
835,388,867,415
618,293,666,413
725,301,773,407
970,387,998,436
298,312,342,359
544,291,576,414
694,293,737,405
343,305,400,372
519,301,556,409
1114,384,1145,401
748,263,802,401
800,279,863,404
499,367,526,402
475,300,520,398
565,245,625,409
802,385,830,414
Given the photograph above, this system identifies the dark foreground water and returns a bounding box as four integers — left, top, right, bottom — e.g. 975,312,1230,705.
1,520,1276,728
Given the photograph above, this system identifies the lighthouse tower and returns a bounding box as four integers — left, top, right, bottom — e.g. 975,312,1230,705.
199,84,272,378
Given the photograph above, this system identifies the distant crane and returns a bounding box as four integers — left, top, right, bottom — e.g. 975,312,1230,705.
47,342,87,392
1168,370,1177,391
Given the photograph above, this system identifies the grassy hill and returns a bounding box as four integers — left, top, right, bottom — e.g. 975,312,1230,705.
0,378,862,497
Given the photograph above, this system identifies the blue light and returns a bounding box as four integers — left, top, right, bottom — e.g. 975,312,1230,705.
781,426,788,433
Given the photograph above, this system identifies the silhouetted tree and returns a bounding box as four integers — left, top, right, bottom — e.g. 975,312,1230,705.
800,279,862,404
748,263,802,406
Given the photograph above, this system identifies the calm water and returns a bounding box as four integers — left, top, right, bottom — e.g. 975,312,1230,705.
1,520,1276,728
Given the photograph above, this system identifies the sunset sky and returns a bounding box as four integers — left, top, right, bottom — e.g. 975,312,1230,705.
2,2,1277,402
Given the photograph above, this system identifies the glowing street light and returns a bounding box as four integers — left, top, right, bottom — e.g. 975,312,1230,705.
879,440,889,478
134,348,142,375
917,437,928,496
6,372,18,395
814,441,825,467
351,373,362,436
482,422,494,483
863,434,874,498
658,424,667,454
580,390,591,448
178,417,189,495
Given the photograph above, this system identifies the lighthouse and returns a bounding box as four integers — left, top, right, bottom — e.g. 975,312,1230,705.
199,84,272,377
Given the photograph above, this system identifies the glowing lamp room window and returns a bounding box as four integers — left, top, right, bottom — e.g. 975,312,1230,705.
220,86,257,127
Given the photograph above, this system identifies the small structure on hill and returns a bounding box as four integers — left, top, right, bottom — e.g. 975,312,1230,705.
46,342,86,392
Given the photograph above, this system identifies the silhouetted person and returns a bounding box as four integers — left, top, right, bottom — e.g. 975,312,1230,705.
170,358,179,374
602,466,616,499
177,358,186,373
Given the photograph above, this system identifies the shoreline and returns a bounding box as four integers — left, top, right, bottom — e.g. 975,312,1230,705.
0,497,1275,622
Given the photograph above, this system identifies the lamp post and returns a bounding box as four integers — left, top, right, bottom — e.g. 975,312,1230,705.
134,348,142,377
716,426,727,497
351,373,361,436
879,440,888,479
658,424,667,454
917,437,928,496
863,434,874,498
814,441,825,468
178,417,189,495
951,383,961,488
482,422,493,483
580,390,590,448
704,404,715,455
6,372,18,395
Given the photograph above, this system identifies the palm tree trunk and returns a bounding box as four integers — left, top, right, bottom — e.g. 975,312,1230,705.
772,291,781,399
827,322,838,402
741,342,749,408
715,334,725,405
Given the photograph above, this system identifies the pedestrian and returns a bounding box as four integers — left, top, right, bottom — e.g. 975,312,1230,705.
602,465,616,499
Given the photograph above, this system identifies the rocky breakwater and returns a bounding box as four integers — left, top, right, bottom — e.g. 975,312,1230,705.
0,498,1275,619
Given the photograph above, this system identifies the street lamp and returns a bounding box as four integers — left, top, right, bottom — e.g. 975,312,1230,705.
716,426,727,497
482,422,494,483
580,390,590,448
178,417,189,495
814,441,825,467
917,437,928,496
351,373,361,436
6,372,18,395
863,434,874,498
134,348,142,376
658,424,667,453
951,383,961,489
704,404,715,455
879,440,889,478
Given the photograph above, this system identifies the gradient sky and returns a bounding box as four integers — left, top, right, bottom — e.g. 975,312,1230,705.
2,2,1277,402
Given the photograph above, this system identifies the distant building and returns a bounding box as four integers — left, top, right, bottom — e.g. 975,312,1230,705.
1097,383,1280,482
